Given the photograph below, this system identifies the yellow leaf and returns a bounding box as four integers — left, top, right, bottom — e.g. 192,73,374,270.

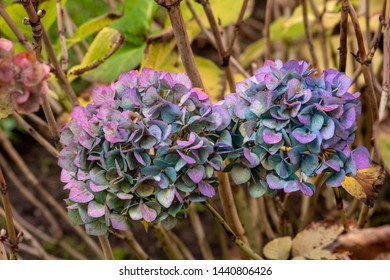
0,92,14,120
341,162,385,207
141,220,149,232
263,236,292,260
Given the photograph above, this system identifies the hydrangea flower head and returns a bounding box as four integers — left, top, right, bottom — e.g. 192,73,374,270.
220,59,370,197
58,69,230,235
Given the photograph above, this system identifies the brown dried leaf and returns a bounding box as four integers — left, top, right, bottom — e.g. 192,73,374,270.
326,225,390,260
292,221,349,259
263,236,292,260
341,162,385,207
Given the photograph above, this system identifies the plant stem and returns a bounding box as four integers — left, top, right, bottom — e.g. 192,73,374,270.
98,236,114,260
0,1,33,50
339,0,349,72
257,196,275,240
202,201,262,260
301,0,319,70
332,188,349,231
152,223,183,259
188,203,214,259
217,172,249,246
0,129,104,259
265,0,274,59
111,230,150,260
12,113,59,157
357,204,370,228
185,0,250,78
41,95,63,151
56,0,69,71
155,0,204,88
309,0,329,68
194,0,236,94
380,0,390,122
347,1,379,122
0,164,18,260
166,230,195,260
226,0,249,57
0,154,63,240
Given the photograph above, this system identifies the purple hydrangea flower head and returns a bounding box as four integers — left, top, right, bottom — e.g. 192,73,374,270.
58,69,231,235
221,60,370,197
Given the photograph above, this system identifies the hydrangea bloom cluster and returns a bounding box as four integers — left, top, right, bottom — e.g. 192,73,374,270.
219,60,370,197
58,69,230,235
0,38,50,118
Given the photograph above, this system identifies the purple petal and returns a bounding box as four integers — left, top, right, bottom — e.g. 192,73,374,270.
263,129,282,144
177,150,197,164
68,182,94,203
266,174,285,189
138,68,159,87
320,119,335,140
92,86,115,106
89,180,109,192
198,181,215,197
292,128,316,144
341,107,356,129
352,146,370,170
140,203,157,222
177,132,196,147
87,201,105,218
187,165,205,183
326,170,346,187
109,213,130,231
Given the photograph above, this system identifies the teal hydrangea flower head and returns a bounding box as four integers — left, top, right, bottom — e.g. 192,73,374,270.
58,69,231,235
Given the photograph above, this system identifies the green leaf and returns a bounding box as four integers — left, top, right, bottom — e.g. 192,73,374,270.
240,38,265,68
85,219,108,236
231,165,251,185
84,43,144,83
110,0,155,45
248,180,267,198
67,13,122,48
67,27,124,80
0,0,67,41
263,236,292,260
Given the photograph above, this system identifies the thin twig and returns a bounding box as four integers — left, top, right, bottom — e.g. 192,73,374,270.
188,203,214,259
0,164,18,259
12,113,58,157
111,230,150,260
0,1,33,50
301,0,319,70
185,0,250,78
56,0,68,71
155,0,204,88
217,172,249,246
21,0,43,57
339,0,349,72
152,223,183,259
0,154,63,240
202,201,262,260
380,0,390,121
226,0,249,57
193,0,236,95
167,230,195,260
309,0,329,68
347,1,379,122
98,236,114,260
265,0,274,59
257,196,275,240
332,188,349,231
0,129,104,259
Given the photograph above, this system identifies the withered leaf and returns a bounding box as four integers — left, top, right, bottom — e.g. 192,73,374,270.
341,162,385,207
326,225,390,260
292,220,351,259
263,236,292,260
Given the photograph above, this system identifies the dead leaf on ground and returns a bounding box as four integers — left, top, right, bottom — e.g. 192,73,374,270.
341,162,385,207
263,236,292,260
326,225,390,260
292,220,354,259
